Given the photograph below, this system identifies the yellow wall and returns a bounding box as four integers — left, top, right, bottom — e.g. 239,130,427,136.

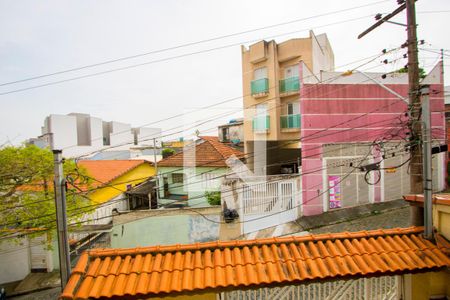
409,271,450,299
433,202,450,240
89,163,155,204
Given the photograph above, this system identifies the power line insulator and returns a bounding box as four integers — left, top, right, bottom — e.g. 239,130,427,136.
381,74,387,79
403,53,408,58
375,13,382,20
397,0,405,4
382,59,388,64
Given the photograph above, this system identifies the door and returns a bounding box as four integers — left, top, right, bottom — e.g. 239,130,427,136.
284,64,299,78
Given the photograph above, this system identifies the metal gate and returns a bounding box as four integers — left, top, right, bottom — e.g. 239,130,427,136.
240,179,299,234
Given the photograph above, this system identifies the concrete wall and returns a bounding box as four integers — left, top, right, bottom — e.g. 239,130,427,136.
111,214,220,247
40,113,161,158
0,238,30,284
158,167,227,207
43,114,78,150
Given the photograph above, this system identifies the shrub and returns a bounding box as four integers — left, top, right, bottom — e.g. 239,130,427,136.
204,191,221,206
162,148,175,158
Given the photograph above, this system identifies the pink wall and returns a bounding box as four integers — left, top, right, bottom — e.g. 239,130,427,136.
300,80,445,216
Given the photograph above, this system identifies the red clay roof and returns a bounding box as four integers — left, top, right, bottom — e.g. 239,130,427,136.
158,136,243,167
77,160,151,189
61,226,450,299
403,194,450,206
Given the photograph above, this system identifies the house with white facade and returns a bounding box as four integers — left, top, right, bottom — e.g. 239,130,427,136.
32,113,161,158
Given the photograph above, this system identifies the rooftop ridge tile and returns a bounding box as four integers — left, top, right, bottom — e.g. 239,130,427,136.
87,227,425,258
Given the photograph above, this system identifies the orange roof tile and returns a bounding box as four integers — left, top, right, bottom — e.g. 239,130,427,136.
158,136,243,168
77,160,151,189
61,226,450,299
403,194,450,206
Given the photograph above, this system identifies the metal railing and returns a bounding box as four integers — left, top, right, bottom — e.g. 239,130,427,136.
280,114,300,129
279,76,300,93
251,78,269,95
252,115,270,131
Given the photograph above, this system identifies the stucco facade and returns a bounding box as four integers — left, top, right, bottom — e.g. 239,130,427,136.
300,64,446,216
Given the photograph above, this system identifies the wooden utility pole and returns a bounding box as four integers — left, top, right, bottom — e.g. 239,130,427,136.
358,0,422,194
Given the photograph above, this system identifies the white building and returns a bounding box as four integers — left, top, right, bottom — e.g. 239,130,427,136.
36,113,161,158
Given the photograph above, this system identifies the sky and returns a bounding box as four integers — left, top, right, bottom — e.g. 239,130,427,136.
0,0,449,146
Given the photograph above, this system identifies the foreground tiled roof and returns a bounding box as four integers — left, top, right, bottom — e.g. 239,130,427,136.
61,227,450,299
403,194,450,206
158,136,243,167
77,160,150,189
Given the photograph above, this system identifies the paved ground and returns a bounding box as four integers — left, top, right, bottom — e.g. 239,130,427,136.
309,205,410,234
8,287,61,300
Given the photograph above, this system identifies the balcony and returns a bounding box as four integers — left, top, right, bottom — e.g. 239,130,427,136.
252,115,270,131
280,114,300,130
251,78,269,97
279,76,300,96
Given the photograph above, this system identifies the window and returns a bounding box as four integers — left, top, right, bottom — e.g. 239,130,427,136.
222,127,229,141
172,173,184,184
284,64,299,78
254,67,267,80
287,102,300,115
256,103,268,116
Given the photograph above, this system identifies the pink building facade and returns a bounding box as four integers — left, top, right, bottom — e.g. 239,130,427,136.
299,63,445,216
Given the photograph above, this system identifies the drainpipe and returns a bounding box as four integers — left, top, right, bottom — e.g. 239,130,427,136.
421,85,433,240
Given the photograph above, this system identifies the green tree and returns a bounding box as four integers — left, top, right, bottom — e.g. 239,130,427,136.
162,148,175,158
397,66,426,79
0,145,92,239
204,191,221,206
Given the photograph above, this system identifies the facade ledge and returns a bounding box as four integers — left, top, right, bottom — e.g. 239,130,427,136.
252,92,269,99
281,128,301,133
280,90,300,97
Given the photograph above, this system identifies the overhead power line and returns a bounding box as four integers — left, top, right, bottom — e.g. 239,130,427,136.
0,0,389,88
0,13,378,96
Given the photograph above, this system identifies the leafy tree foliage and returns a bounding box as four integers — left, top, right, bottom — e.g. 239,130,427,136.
162,148,175,158
397,66,426,79
204,191,221,206
0,145,92,239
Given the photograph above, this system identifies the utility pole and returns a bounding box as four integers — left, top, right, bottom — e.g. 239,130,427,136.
421,85,433,239
153,138,159,208
405,0,422,195
358,0,426,225
53,150,71,288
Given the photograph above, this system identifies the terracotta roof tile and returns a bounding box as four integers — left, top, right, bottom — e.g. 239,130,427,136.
60,226,450,299
77,160,151,189
403,194,450,206
158,136,243,167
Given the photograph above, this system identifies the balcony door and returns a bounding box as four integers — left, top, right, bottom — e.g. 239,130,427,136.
284,64,299,79
256,103,268,116
254,67,267,80
287,102,299,115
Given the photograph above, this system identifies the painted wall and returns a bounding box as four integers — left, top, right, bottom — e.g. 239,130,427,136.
0,238,30,284
111,214,220,248
300,65,445,216
158,167,227,207
89,163,155,204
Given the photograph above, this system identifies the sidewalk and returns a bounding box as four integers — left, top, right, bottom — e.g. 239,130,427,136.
5,271,60,299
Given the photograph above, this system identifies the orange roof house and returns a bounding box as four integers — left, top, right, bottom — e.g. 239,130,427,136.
61,226,450,300
157,137,244,206
76,160,155,205
158,136,244,168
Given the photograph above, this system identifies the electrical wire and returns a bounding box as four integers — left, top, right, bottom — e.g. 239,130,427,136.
0,0,390,88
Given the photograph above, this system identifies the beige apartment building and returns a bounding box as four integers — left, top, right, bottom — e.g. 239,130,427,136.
241,31,334,175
